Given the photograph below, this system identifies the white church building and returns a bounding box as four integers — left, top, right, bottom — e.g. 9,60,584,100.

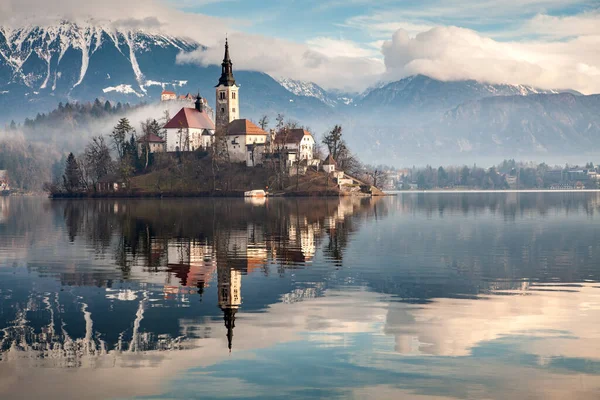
164,95,215,152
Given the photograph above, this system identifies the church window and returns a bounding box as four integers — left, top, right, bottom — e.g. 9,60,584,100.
232,92,236,100
221,108,225,113
220,92,226,100
232,108,236,113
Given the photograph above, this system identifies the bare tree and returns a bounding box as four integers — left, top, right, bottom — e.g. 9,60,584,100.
365,168,388,189
84,136,113,190
258,115,269,131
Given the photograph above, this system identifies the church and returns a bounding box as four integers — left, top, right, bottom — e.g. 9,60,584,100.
163,39,313,168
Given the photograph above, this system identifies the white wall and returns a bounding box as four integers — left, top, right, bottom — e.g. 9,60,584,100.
166,128,214,152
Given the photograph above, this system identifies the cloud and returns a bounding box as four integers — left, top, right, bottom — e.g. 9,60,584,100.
524,10,600,38
381,26,600,94
177,33,385,92
305,37,379,58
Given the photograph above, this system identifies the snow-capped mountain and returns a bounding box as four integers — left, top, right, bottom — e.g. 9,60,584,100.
276,77,343,107
358,75,572,113
0,21,334,122
0,22,197,95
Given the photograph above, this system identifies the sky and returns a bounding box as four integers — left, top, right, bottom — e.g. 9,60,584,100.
1,0,600,93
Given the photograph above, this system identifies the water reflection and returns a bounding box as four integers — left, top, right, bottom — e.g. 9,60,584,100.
0,193,599,399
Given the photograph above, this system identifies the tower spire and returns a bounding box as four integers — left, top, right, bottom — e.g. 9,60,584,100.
218,37,236,87
223,307,237,352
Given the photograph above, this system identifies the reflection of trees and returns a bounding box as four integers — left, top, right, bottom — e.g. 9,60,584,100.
399,192,600,219
50,197,385,287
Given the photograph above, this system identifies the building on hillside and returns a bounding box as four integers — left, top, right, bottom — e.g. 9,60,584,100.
273,129,315,161
161,90,177,101
215,38,240,131
137,133,166,156
226,119,268,166
178,93,195,102
322,154,336,173
163,95,215,152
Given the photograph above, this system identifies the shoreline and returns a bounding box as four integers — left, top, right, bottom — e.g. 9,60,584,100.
387,189,600,194
48,190,346,199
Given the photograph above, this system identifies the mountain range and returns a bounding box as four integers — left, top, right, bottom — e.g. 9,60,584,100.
1,21,599,165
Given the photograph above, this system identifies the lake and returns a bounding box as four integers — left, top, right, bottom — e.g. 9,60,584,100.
0,194,599,399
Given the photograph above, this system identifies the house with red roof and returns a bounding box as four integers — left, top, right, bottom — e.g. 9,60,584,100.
161,90,176,101
163,95,215,152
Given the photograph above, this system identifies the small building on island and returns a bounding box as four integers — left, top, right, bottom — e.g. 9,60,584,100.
322,154,336,174
137,133,166,156
273,129,315,161
97,175,126,192
226,119,268,167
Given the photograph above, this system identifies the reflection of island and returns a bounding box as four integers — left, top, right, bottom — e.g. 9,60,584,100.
0,197,378,361
1,195,600,399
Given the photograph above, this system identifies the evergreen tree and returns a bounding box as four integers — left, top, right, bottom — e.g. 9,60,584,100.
111,118,135,160
62,153,83,193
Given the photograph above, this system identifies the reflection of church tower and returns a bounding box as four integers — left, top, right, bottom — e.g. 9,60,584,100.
217,264,242,351
215,38,239,131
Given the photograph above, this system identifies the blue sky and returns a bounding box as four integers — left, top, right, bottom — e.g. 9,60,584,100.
177,0,598,44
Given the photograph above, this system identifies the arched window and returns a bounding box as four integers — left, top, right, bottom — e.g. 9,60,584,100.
220,92,226,100
221,108,225,113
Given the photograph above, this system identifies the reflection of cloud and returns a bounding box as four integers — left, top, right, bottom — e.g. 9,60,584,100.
1,285,600,399
385,284,600,358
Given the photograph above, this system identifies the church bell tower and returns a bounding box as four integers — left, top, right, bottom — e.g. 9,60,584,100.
215,38,239,131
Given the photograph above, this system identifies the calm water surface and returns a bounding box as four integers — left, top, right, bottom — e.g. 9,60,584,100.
0,194,599,399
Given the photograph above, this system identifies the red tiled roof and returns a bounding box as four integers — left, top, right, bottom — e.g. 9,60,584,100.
164,108,215,130
227,119,267,136
139,133,165,143
273,128,312,144
162,90,176,95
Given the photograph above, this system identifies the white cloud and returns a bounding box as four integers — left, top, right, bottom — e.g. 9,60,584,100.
381,26,600,94
305,37,379,58
177,33,385,92
524,10,600,38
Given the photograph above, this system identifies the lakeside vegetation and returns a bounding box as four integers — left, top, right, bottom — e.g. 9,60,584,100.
387,160,600,190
